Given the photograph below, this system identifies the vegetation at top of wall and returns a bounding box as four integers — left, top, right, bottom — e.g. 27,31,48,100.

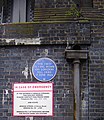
66,3,82,18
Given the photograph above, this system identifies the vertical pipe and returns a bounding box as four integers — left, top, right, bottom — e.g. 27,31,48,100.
1,6,3,23
73,59,80,120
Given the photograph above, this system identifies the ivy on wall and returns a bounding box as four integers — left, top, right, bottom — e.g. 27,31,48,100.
66,3,82,18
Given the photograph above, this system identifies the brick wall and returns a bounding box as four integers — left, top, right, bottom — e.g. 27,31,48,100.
0,19,104,120
35,0,71,8
0,0,103,24
89,21,104,120
0,1,104,120
0,22,91,45
93,0,104,9
0,21,90,120
0,45,74,120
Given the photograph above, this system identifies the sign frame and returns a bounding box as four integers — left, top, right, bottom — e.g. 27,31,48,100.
32,58,57,82
13,82,54,116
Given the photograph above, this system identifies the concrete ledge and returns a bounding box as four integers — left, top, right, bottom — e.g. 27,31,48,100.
65,50,89,60
0,22,91,45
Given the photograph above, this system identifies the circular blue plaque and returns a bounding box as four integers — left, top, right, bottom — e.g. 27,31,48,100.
32,58,57,81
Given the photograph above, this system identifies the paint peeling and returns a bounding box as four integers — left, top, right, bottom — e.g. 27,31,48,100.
0,37,41,45
66,90,70,94
44,49,48,56
3,26,6,35
29,68,33,81
25,117,33,120
55,105,58,108
5,89,9,95
2,89,10,106
82,99,87,108
2,89,5,106
81,89,88,116
41,49,49,56
22,65,29,79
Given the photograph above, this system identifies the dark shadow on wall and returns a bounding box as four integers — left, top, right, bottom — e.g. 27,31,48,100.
94,118,104,120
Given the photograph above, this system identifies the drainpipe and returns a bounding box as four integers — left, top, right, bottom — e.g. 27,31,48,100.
1,6,3,24
65,47,88,120
73,59,80,120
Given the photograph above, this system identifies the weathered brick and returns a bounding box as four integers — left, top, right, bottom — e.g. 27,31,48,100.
0,1,104,120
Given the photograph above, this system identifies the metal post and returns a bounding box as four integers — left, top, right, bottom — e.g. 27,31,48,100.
73,59,80,120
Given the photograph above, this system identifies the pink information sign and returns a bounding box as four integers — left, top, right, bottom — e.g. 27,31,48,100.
13,83,53,116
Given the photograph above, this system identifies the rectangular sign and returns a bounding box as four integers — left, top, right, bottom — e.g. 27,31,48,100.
13,83,53,116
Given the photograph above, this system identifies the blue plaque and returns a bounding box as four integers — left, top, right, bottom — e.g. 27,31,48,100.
32,58,57,81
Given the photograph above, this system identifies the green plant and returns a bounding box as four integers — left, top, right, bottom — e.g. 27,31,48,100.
66,3,82,18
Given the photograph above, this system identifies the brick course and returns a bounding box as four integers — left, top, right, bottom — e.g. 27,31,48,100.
0,22,91,45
